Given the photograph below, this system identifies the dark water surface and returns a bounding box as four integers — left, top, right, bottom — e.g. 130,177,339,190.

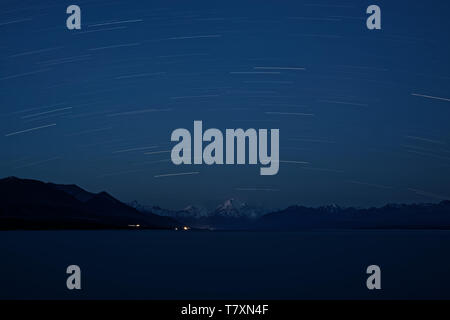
0,230,449,299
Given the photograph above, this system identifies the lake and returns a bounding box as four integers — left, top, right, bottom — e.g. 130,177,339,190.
0,230,449,299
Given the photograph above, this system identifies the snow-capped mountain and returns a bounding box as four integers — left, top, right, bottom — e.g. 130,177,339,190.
212,198,266,218
130,198,266,220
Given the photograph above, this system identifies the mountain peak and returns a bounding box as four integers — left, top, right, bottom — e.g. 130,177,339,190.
216,198,246,210
3,176,19,180
1,176,29,183
213,198,264,218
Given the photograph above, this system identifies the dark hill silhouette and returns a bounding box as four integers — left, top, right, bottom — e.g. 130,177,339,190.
0,177,180,230
48,183,96,202
2,177,83,208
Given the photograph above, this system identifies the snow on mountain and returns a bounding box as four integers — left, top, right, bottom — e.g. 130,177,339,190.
212,198,265,219
129,198,266,220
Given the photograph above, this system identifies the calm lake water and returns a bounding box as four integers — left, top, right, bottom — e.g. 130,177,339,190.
0,230,449,299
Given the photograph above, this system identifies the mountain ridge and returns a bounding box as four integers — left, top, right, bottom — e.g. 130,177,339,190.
1,176,450,230
255,201,450,230
0,177,181,230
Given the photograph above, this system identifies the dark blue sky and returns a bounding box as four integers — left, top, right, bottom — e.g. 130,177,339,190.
1,0,449,210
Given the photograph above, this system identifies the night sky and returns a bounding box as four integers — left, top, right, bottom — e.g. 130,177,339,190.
1,0,449,210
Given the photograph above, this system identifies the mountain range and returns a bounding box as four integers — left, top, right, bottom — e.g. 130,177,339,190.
255,202,450,230
0,177,179,230
1,176,449,230
130,198,267,229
